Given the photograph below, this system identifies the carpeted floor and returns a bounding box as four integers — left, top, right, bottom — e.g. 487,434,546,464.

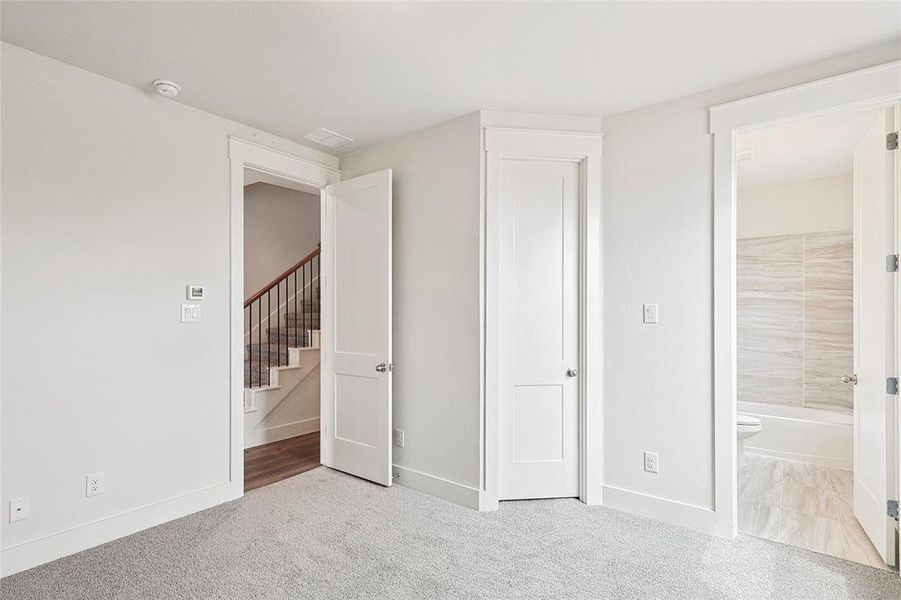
2,467,899,599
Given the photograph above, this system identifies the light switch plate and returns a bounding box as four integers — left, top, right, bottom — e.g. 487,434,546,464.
643,303,658,324
181,304,201,323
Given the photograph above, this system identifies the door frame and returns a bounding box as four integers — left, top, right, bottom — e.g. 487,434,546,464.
709,61,901,537
227,137,340,497
483,127,603,510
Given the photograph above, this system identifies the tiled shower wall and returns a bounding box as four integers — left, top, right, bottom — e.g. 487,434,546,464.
737,231,852,414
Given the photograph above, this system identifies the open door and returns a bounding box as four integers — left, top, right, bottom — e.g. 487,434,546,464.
853,105,898,567
320,169,393,486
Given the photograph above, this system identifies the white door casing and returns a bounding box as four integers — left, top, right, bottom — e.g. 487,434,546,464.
320,169,393,486
487,129,602,502
853,106,898,566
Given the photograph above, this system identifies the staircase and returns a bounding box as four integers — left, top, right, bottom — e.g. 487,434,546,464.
245,245,320,387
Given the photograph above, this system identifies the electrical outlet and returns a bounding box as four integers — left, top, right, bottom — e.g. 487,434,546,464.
644,451,659,474
86,473,105,497
393,428,405,448
642,303,658,324
9,497,30,523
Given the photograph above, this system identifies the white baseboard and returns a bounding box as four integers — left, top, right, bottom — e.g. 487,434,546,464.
1,481,239,578
245,417,320,449
392,465,481,510
601,485,718,535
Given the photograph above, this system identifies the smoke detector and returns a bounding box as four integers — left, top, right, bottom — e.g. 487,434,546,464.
302,128,353,148
153,79,181,98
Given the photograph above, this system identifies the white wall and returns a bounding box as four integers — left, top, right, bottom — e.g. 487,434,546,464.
0,43,338,574
243,182,320,299
601,42,900,521
737,175,852,239
339,114,482,497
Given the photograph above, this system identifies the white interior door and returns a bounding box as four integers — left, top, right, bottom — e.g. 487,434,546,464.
497,151,581,500
320,169,393,486
852,106,897,566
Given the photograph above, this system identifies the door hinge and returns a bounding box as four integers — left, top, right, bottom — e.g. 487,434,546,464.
888,377,899,395
889,500,899,520
889,132,899,151
888,254,899,273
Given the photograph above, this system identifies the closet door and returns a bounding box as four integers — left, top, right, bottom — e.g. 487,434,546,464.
487,129,601,501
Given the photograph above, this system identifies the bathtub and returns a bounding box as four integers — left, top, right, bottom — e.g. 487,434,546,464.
738,401,852,470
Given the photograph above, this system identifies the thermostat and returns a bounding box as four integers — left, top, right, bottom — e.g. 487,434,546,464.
186,285,204,301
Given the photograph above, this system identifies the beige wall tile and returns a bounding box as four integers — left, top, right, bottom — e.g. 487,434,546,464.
738,235,802,292
803,230,852,260
737,291,803,324
739,373,802,406
804,291,852,322
804,258,852,291
738,259,803,292
738,347,802,381
804,383,853,412
738,324,802,353
738,231,853,415
804,319,852,353
803,350,852,413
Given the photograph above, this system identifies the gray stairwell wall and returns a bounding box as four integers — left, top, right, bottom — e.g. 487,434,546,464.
244,182,320,299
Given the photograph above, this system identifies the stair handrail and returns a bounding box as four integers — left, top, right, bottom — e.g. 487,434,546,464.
244,243,320,308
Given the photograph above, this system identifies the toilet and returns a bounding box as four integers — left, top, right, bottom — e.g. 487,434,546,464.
737,413,763,467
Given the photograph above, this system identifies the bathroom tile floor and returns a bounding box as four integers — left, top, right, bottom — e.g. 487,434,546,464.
738,454,888,570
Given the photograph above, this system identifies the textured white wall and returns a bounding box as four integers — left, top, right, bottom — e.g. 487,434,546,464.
0,43,337,563
339,114,482,490
737,175,852,239
601,42,900,512
243,182,320,299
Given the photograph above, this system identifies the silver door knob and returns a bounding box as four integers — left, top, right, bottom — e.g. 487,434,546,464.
566,368,578,377
841,374,857,385
376,363,388,373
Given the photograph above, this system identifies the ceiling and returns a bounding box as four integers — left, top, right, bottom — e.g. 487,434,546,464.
737,107,884,187
2,2,900,156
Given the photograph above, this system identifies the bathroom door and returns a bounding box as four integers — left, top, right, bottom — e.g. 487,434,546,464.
852,104,899,567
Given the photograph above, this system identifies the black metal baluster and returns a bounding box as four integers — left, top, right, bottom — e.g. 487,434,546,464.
303,261,307,347
257,299,261,388
315,254,319,344
277,279,281,367
241,305,253,387
293,269,298,351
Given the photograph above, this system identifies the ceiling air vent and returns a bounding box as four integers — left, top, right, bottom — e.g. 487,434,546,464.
302,128,353,148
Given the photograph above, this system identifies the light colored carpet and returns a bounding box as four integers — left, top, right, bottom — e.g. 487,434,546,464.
2,467,899,599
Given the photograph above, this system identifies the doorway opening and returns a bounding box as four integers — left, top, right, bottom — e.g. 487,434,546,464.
733,105,897,569
228,137,394,499
242,168,322,492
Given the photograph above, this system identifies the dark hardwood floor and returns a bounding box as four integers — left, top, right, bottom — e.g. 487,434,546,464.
244,431,320,492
